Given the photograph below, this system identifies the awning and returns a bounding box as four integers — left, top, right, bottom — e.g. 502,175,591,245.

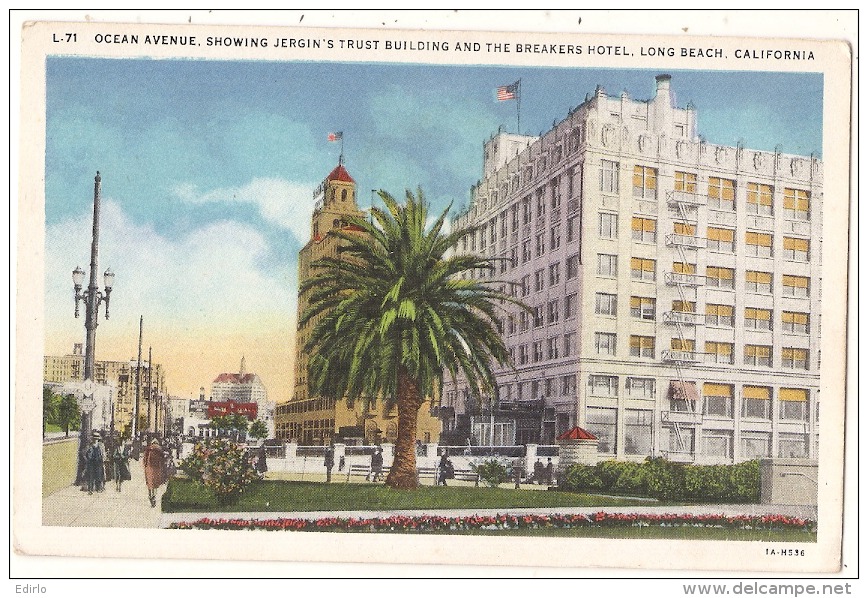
556,426,598,441
669,380,699,403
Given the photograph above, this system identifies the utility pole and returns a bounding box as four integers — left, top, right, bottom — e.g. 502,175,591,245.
133,316,143,438
147,346,153,433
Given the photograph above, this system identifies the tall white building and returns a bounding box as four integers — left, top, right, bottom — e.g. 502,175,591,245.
446,74,821,465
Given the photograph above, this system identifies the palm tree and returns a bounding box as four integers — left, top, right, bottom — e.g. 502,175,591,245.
300,188,522,489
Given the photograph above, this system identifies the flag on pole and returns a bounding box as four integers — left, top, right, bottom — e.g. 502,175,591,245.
327,131,343,142
497,81,519,101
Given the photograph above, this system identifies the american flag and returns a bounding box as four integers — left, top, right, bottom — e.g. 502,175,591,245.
497,82,518,101
327,131,343,142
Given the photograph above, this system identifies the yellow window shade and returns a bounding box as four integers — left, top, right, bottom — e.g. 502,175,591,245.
747,271,772,284
745,308,772,320
632,217,656,232
748,182,773,205
671,338,695,351
673,300,695,312
708,227,734,242
784,237,810,251
743,386,771,400
704,383,733,397
782,312,809,325
674,262,697,274
779,388,808,402
630,335,654,348
783,275,809,288
783,348,808,360
746,232,773,246
676,172,697,193
706,304,734,316
784,188,810,209
674,222,696,235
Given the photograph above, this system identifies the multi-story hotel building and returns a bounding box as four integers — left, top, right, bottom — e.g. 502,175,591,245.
44,343,167,436
446,75,821,464
274,162,441,445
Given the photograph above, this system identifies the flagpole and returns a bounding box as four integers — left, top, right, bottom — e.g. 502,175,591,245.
516,79,522,134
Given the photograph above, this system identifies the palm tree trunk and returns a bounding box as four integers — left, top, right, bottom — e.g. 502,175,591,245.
386,367,423,489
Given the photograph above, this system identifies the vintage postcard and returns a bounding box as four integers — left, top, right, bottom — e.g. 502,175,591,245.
12,10,855,579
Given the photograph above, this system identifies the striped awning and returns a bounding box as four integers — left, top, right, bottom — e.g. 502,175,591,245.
669,380,699,403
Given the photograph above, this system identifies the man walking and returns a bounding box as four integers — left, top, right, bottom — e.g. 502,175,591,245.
324,442,335,483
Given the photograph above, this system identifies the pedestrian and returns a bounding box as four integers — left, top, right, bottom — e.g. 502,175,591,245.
533,458,544,484
84,432,106,494
370,447,384,482
112,442,132,492
338,454,346,471
103,433,116,484
545,457,554,485
324,442,335,483
143,438,167,508
256,444,268,475
438,449,450,486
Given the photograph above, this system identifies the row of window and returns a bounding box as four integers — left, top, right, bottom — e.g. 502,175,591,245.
498,375,578,402
509,333,579,365
598,213,811,261
601,162,812,221
597,254,812,297
594,292,811,333
591,332,810,369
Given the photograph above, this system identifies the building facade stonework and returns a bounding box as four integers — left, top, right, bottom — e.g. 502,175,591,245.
447,75,821,464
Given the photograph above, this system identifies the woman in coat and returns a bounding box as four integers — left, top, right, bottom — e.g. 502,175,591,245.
143,439,167,508
112,443,132,492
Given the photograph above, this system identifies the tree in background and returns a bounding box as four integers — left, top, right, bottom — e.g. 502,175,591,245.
43,387,59,437
210,413,250,442
56,394,81,437
248,419,268,442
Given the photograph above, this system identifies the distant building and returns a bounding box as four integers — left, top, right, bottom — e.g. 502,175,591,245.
210,357,275,437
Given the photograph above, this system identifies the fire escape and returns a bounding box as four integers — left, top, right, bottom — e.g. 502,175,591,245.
661,187,706,460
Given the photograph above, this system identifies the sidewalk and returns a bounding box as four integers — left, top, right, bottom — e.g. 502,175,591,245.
42,456,168,528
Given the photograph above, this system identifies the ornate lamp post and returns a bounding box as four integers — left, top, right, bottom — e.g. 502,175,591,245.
72,171,116,485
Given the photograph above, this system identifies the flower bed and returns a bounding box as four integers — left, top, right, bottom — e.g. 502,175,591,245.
169,512,815,533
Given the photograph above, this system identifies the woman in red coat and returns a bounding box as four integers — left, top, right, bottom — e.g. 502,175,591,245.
143,439,167,508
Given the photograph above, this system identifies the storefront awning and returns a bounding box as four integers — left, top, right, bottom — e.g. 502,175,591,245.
669,380,699,403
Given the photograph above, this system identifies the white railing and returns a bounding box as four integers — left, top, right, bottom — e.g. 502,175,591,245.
661,350,700,363
662,411,703,425
663,311,705,326
664,272,704,286
666,234,707,249
668,190,706,206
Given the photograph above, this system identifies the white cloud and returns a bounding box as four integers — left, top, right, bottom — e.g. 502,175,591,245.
173,177,316,245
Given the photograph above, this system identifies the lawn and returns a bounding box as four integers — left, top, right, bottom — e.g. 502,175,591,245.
163,478,654,513
43,437,78,497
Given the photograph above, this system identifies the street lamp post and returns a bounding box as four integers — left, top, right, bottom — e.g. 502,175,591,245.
72,171,115,485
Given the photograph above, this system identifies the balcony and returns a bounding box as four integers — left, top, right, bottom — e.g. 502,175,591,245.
661,350,700,363
663,311,705,326
667,190,706,207
664,272,704,287
662,410,703,425
666,234,707,249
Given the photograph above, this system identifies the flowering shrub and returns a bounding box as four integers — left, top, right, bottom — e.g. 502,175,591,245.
471,458,510,487
180,438,262,505
169,512,815,533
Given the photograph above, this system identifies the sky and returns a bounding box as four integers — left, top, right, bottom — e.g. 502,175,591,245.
43,58,823,401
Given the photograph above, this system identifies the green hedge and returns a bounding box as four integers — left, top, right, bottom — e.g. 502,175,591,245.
561,458,759,503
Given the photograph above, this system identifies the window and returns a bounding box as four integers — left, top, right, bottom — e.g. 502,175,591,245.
547,299,560,324
746,270,773,294
567,254,581,279
565,293,578,319
744,344,772,367
705,341,734,364
479,227,487,250
595,292,617,316
782,275,810,298
782,311,809,334
703,430,733,459
566,215,579,242
600,160,619,193
746,231,773,257
500,211,508,237
778,433,808,458
599,213,618,239
511,205,519,232
536,189,546,219
706,266,735,289
547,337,560,360
522,239,532,263
595,332,616,355
489,219,497,244
630,296,656,320
518,344,529,365
534,269,545,292
535,233,546,257
551,180,561,211
672,300,695,313
782,347,809,370
632,165,657,199
550,225,561,250
630,335,655,358
597,254,617,277
562,374,576,396
534,306,545,328
779,388,809,421
631,257,656,281
563,333,576,357
708,177,735,210
632,217,657,243
707,227,735,252
627,378,655,399
668,427,695,454
625,409,653,455
783,237,810,262
784,188,810,220
675,171,697,194
674,222,696,237
744,307,773,330
673,262,697,276
522,196,532,224
671,338,695,353
747,182,773,215
520,275,530,297
533,341,544,362
549,262,561,286
509,247,518,268
586,407,617,453
742,386,771,419
741,432,772,459
519,311,529,332
507,314,516,335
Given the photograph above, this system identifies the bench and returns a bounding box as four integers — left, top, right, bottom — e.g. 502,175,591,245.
417,466,480,486
345,463,389,482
